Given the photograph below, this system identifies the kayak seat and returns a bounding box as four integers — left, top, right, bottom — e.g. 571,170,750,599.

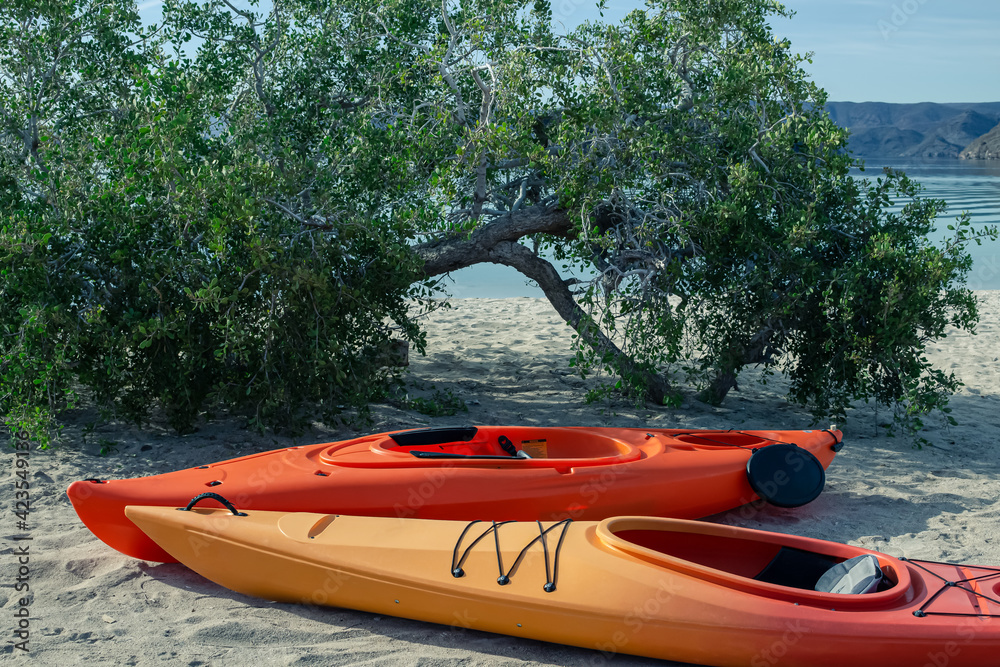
814,554,884,594
754,548,886,595
753,546,840,590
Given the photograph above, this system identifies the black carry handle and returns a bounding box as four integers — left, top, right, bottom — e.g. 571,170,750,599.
179,492,247,516
409,450,532,460
389,426,479,447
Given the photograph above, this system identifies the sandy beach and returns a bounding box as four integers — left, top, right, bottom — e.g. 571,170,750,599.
4,293,1000,665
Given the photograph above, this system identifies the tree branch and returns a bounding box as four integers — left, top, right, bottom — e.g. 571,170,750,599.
413,206,574,276
488,241,675,403
412,207,675,402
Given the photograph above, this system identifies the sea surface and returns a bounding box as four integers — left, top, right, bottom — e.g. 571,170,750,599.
442,158,1000,297
853,158,1000,291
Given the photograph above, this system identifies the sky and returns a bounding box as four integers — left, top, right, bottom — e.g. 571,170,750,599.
767,0,999,103
138,0,997,104
559,0,1000,104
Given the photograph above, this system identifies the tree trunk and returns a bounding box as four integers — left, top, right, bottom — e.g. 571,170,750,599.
412,209,676,403
698,370,737,406
697,325,776,405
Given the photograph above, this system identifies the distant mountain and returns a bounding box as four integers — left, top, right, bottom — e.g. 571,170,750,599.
824,102,1000,158
843,126,923,157
960,123,1000,160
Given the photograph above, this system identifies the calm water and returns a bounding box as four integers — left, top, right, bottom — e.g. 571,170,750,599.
442,158,1000,297
852,158,1000,290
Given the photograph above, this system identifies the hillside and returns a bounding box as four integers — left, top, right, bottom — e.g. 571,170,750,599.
825,102,1000,158
960,123,1000,159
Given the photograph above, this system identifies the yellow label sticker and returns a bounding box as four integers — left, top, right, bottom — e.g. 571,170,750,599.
520,439,548,458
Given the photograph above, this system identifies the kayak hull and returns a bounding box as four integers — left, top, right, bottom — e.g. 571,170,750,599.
125,506,1000,667
69,425,840,562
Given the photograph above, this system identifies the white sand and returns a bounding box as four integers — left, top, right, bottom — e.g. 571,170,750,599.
4,293,1000,665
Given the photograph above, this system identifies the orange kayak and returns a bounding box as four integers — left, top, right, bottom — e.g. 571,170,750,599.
125,503,1000,667
69,425,841,562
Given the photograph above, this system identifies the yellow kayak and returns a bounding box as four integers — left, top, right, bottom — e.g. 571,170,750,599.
126,500,1000,667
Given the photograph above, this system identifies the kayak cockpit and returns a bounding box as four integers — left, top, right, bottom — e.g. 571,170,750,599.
597,517,914,609
320,426,642,468
672,431,775,448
